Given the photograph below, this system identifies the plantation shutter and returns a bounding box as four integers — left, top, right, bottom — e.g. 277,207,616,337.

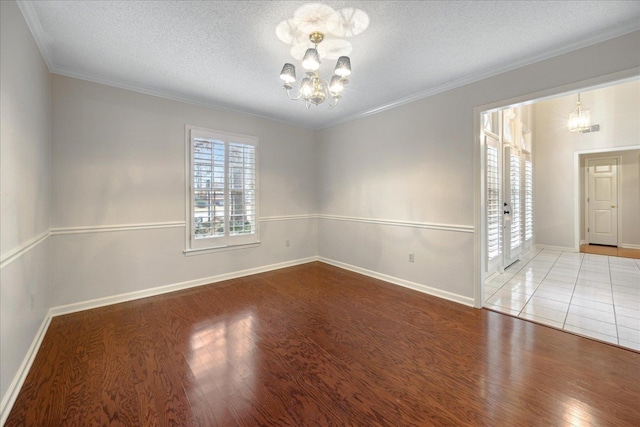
524,157,533,242
510,153,522,250
486,136,501,261
189,128,258,250
227,140,257,244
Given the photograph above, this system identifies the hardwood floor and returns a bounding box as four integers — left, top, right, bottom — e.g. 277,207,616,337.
580,243,640,259
6,262,640,426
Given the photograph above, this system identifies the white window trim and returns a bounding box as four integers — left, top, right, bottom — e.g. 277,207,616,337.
184,125,259,255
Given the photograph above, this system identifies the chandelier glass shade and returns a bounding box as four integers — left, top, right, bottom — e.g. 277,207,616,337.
568,93,591,132
279,31,351,108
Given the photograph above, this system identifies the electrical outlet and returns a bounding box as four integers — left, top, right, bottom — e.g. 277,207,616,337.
286,239,290,247
409,252,414,263
30,293,35,310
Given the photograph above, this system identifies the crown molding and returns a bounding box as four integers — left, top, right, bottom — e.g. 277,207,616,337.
16,1,55,70
50,66,312,131
318,24,640,130
15,1,640,132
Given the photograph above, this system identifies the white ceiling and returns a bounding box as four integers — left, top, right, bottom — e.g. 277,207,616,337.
18,1,640,130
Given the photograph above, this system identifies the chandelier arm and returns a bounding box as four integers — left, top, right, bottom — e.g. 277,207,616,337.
284,87,303,101
327,96,340,109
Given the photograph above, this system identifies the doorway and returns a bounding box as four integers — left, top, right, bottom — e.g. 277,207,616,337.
475,78,640,351
577,148,640,252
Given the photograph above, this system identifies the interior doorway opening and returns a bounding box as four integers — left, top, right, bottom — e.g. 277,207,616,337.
474,74,640,309
474,75,640,350
577,148,640,253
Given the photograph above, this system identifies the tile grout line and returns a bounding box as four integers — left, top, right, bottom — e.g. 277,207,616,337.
564,253,620,344
608,255,621,345
561,252,585,329
516,248,561,318
508,247,547,313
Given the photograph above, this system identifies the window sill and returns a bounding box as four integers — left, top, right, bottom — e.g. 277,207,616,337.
183,241,261,256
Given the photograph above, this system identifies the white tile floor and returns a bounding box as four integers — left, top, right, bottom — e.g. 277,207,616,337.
485,248,640,351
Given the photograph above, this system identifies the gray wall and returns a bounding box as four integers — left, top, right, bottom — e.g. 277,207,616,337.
317,31,640,303
316,89,475,303
0,0,52,409
49,75,319,307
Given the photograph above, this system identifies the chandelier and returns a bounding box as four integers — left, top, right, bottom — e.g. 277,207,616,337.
568,93,591,132
276,3,369,109
279,31,351,108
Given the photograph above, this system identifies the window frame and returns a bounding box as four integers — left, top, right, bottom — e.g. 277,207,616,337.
184,125,259,255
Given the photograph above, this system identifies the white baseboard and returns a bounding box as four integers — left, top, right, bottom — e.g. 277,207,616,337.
0,312,52,426
620,243,640,250
317,257,474,307
50,256,318,317
580,240,587,246
535,244,578,252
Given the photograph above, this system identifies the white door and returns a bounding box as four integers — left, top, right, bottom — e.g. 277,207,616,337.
587,158,618,246
503,146,521,267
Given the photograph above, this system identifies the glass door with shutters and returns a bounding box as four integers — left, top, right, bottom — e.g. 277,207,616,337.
483,106,533,276
503,145,522,267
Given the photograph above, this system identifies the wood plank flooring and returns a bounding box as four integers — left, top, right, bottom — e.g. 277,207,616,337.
6,262,640,426
580,243,640,259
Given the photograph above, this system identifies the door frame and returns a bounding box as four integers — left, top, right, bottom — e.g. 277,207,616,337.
473,70,640,308
584,156,621,246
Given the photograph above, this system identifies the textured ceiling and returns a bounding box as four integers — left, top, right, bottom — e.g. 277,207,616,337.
19,1,640,129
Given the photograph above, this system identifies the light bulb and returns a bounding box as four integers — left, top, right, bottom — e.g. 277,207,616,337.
301,48,320,71
329,75,344,95
301,77,313,97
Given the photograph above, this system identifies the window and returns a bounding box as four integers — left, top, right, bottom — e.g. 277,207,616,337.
482,111,498,135
186,126,258,252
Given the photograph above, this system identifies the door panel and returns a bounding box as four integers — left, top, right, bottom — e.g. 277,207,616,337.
593,210,612,234
595,176,612,201
503,145,521,267
587,158,618,246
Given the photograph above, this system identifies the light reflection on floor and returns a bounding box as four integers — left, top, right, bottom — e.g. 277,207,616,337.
188,310,256,406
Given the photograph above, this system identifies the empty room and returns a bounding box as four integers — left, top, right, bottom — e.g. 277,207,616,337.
1,1,640,425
